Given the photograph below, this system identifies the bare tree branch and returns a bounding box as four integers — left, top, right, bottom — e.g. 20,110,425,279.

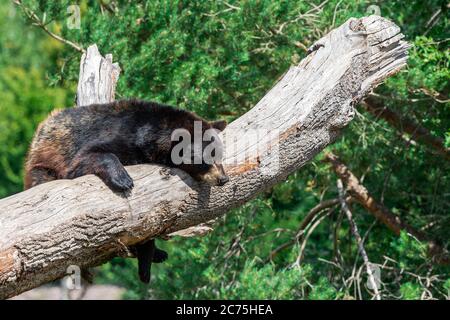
362,96,449,160
336,179,381,300
13,0,85,53
325,152,450,265
268,198,342,260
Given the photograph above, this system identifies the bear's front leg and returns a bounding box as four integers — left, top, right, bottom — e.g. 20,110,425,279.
67,152,134,192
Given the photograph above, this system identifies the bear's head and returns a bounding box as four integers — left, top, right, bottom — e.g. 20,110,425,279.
170,118,229,186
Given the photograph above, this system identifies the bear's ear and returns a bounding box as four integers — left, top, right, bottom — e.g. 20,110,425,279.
211,120,227,132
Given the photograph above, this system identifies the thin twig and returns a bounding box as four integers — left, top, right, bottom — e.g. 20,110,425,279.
337,179,381,300
293,207,334,267
268,198,342,260
331,0,343,28
13,0,85,53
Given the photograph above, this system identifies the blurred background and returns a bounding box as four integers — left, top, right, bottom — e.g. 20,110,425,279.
1,0,449,299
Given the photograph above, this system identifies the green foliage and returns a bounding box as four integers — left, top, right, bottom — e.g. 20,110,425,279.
444,279,450,299
2,0,449,299
400,282,422,300
95,258,151,300
390,231,427,269
219,261,309,299
0,2,72,197
308,277,340,300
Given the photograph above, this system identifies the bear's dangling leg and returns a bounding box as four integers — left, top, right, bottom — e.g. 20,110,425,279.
135,239,156,283
133,239,168,283
67,152,134,192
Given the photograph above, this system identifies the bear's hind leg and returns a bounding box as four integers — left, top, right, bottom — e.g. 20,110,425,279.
132,240,168,283
153,247,168,263
135,239,156,284
67,152,134,192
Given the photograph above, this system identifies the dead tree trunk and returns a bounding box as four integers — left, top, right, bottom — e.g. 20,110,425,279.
0,16,409,299
76,44,121,107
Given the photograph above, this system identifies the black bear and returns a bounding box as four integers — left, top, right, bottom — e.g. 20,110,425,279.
24,99,229,283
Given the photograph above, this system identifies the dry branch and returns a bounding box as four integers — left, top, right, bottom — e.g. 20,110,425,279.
325,152,449,265
268,197,342,260
13,0,85,53
336,179,381,300
362,96,449,160
0,16,409,299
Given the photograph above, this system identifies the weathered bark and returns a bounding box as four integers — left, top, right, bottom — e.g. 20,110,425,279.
325,152,449,265
0,16,409,299
76,44,121,106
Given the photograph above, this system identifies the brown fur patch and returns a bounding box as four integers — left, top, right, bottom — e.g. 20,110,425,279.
24,109,73,189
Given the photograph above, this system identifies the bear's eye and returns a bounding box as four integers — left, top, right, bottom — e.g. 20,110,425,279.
198,162,210,172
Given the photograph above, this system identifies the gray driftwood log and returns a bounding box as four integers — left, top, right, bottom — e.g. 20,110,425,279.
0,16,409,299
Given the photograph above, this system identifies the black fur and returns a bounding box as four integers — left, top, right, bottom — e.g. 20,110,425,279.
25,99,228,284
